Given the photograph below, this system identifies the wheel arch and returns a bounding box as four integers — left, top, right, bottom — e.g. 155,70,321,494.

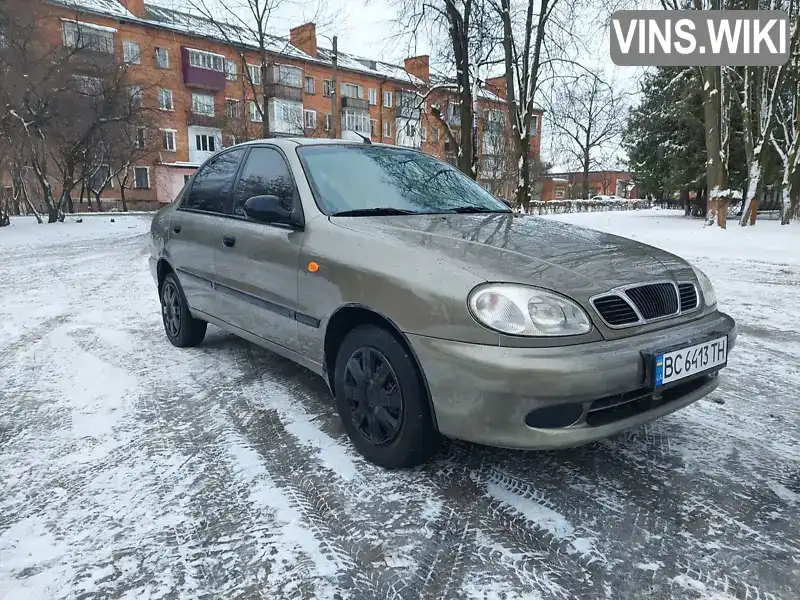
322,304,439,430
156,257,175,292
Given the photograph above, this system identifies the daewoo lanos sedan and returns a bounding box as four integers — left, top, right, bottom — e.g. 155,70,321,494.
149,139,736,469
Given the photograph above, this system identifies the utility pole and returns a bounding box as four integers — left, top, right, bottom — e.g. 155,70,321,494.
331,35,338,139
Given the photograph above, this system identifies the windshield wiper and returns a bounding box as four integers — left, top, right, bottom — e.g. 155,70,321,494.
330,208,418,217
449,206,511,214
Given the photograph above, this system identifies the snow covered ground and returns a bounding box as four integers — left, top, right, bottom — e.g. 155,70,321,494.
0,210,798,600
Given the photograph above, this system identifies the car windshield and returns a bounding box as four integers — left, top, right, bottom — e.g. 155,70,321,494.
297,144,511,216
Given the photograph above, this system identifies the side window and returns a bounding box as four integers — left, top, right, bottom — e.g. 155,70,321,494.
184,148,246,213
233,147,297,217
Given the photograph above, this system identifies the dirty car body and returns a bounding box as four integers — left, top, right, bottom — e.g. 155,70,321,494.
149,139,736,468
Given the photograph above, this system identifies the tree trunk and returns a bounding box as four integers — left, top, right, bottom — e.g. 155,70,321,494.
700,65,728,228
93,191,103,212
120,187,128,212
780,182,793,224
681,187,690,215
582,152,590,199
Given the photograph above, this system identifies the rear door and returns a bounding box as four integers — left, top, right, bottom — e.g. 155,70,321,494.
214,146,304,351
168,148,246,317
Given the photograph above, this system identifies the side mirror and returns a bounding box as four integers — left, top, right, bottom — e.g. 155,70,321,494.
243,195,299,227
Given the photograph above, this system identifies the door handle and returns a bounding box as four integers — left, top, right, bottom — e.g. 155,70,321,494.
172,225,182,233
222,234,236,248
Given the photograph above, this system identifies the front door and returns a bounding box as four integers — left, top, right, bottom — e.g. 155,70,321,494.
214,146,304,352
169,147,247,318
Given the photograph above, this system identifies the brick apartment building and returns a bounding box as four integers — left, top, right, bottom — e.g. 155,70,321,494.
37,0,543,206
541,170,637,201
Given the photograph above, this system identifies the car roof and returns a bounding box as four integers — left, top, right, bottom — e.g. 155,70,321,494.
236,137,400,150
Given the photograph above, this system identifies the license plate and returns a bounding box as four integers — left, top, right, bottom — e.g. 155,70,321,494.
654,336,727,387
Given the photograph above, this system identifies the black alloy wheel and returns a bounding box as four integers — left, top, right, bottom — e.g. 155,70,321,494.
159,272,207,347
343,346,404,445
161,279,182,338
333,325,438,469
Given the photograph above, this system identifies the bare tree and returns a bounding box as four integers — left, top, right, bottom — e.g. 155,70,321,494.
548,72,626,199
395,0,501,178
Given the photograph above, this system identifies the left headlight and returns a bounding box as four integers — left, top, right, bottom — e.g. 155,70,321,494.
468,283,592,337
692,266,717,308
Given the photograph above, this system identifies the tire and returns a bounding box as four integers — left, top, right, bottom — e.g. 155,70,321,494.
333,325,438,469
160,272,207,348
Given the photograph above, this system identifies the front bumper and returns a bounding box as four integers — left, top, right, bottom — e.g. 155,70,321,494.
408,310,736,449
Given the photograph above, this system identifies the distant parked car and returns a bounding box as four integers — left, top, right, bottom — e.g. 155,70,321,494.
149,139,736,469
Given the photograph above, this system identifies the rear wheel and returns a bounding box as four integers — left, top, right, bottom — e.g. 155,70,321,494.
333,325,438,469
160,272,207,347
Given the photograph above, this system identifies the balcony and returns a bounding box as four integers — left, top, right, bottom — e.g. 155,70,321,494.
341,96,370,111
187,112,222,128
181,47,226,91
265,83,303,102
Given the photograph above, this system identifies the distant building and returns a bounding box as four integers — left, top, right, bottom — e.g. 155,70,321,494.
541,170,637,201
34,0,544,207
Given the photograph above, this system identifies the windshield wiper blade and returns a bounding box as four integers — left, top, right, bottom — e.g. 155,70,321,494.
331,208,418,217
449,206,511,214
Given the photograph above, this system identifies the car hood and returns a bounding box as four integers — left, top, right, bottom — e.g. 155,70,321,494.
330,213,694,299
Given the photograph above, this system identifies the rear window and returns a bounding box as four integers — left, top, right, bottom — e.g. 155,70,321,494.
297,144,509,215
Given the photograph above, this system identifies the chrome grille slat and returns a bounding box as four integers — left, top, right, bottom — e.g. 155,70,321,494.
678,283,699,312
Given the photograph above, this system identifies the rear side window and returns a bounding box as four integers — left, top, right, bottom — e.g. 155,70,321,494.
184,148,246,213
233,147,297,217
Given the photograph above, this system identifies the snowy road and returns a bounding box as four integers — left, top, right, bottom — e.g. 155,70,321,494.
1,211,798,600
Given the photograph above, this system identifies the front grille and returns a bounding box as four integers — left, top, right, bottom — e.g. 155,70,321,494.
592,295,639,326
625,283,679,320
678,283,699,312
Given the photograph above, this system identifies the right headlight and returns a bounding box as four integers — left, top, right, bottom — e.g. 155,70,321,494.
692,266,717,308
468,283,592,337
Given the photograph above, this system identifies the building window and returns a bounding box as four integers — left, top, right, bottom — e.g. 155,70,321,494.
187,48,225,72
129,85,143,109
342,109,370,134
225,60,237,81
341,83,362,99
323,79,334,97
383,121,392,138
195,134,216,152
123,41,140,64
135,127,145,149
62,21,114,54
420,126,427,141
133,167,150,189
250,102,262,123
226,99,241,118
528,115,539,136
155,47,169,68
248,64,261,85
158,88,173,111
274,100,302,126
432,127,439,144
162,129,176,152
383,91,393,108
368,88,377,106
370,119,377,138
304,76,315,95
324,113,331,131
275,65,302,87
227,135,237,147
303,109,317,129
192,93,215,116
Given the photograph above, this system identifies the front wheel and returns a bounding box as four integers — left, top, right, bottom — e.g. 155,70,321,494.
333,325,438,469
160,272,207,347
